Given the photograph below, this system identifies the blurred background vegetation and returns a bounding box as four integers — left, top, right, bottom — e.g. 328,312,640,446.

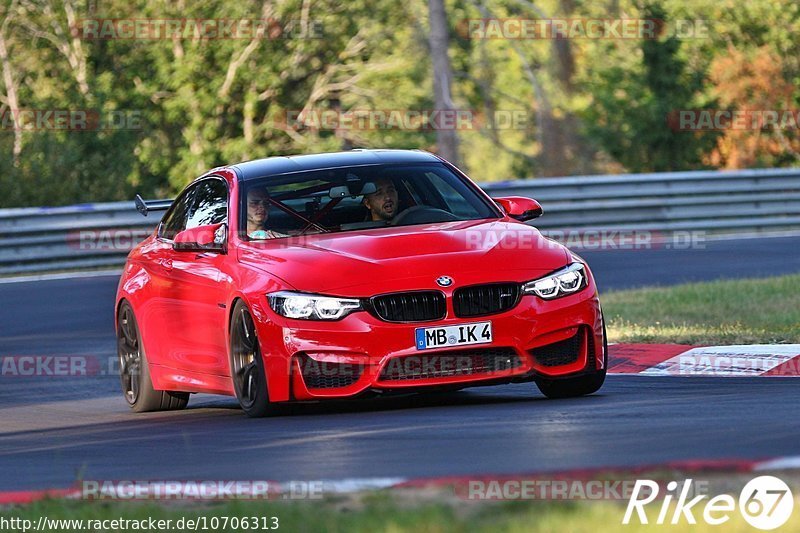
0,0,798,207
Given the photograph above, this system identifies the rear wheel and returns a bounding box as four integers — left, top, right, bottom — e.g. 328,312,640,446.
229,301,274,418
117,302,189,412
535,318,608,399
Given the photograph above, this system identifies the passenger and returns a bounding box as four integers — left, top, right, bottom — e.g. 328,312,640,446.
246,188,288,239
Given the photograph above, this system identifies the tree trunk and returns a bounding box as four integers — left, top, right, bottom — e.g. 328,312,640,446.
427,0,460,166
0,27,21,167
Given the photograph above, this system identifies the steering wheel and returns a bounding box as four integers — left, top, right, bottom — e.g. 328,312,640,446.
390,205,459,225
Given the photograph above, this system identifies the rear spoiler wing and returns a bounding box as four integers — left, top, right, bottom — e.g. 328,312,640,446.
134,194,173,217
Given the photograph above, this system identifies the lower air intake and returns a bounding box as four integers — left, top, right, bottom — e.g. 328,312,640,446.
529,328,586,367
299,355,364,389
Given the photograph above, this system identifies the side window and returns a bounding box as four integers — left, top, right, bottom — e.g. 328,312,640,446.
185,179,228,230
159,187,195,240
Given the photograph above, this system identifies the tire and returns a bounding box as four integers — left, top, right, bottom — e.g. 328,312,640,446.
117,301,189,412
229,300,275,418
535,317,608,399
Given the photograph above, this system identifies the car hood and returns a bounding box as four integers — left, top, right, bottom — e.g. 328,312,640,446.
237,219,571,295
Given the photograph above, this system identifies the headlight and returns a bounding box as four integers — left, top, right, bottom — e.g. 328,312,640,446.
267,291,362,320
522,263,587,300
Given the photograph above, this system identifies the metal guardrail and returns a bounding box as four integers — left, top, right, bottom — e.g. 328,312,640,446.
2,167,799,275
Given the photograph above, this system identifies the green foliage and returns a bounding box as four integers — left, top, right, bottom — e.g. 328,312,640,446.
577,3,719,172
0,0,798,207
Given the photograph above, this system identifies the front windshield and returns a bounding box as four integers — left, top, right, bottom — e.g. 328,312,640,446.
241,163,499,240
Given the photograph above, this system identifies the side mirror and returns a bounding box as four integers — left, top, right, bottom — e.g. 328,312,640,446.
494,196,543,222
173,223,227,253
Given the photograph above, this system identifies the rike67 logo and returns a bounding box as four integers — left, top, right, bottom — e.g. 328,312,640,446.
623,476,793,530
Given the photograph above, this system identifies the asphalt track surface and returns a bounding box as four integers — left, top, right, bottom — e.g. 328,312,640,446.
1,235,799,491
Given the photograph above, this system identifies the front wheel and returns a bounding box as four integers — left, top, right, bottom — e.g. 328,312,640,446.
117,301,189,412
535,320,608,399
229,301,275,418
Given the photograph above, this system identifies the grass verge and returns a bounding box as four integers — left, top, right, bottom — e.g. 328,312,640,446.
3,494,799,533
603,274,800,345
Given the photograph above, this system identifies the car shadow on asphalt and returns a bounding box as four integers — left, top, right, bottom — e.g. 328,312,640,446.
186,383,608,418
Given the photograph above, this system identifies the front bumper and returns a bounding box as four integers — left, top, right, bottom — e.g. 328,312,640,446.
254,288,603,402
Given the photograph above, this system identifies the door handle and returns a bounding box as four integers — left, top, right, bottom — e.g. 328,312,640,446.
160,258,173,271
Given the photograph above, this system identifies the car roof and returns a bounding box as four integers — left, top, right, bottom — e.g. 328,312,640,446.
229,149,442,181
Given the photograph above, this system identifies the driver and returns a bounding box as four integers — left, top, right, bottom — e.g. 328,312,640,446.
246,188,288,239
363,177,399,222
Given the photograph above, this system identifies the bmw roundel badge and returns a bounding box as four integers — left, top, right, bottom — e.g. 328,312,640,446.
436,276,454,287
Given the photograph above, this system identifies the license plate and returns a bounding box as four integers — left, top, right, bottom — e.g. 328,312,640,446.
415,321,492,350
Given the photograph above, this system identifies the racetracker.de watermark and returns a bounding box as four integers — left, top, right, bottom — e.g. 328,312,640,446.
283,109,529,131
462,478,709,501
68,229,151,251
668,109,800,131
295,354,518,382
0,355,116,377
649,354,800,377
72,18,323,40
458,18,711,40
66,228,707,253
81,480,323,501
0,109,142,131
473,229,706,251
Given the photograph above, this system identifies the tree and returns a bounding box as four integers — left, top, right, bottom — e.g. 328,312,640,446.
578,3,718,172
428,0,461,165
708,46,800,168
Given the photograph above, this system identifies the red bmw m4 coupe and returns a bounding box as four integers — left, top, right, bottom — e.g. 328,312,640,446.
116,149,606,417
